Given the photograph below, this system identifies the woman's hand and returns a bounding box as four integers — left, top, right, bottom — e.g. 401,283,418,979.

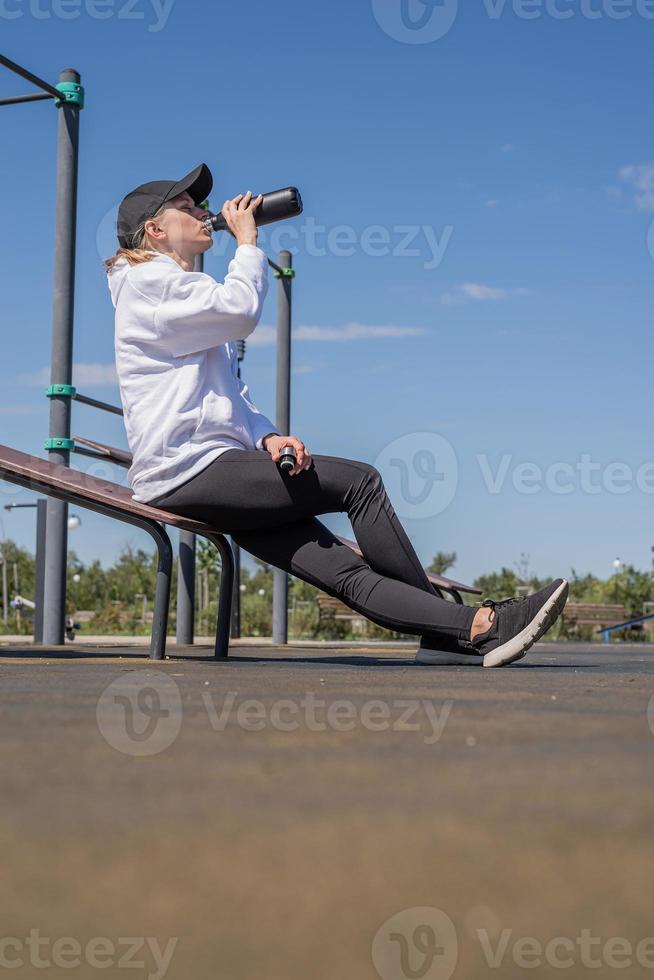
221,191,263,247
262,434,312,475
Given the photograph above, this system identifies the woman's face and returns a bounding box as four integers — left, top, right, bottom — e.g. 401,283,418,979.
146,191,212,255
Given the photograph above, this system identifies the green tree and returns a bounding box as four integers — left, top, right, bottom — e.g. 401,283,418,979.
427,551,457,576
473,567,521,600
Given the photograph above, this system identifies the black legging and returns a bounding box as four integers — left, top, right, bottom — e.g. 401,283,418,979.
149,450,476,644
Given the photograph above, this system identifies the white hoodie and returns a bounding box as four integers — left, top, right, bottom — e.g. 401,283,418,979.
108,244,279,503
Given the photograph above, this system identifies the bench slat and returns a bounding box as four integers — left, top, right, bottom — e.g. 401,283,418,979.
0,444,211,537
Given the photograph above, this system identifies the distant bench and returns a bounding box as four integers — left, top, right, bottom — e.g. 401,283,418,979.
560,603,628,638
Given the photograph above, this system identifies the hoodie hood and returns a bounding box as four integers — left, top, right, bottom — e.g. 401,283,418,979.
107,256,130,309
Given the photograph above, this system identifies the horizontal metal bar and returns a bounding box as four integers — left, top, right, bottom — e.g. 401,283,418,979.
597,612,654,635
0,91,54,107
0,54,61,99
70,446,112,464
74,392,124,416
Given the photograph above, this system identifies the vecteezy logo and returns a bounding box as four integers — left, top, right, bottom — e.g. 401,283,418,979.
372,907,459,980
374,431,458,519
647,219,654,265
96,671,183,756
96,201,120,262
371,0,459,44
647,692,654,739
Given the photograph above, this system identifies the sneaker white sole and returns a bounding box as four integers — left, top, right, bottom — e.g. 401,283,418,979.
482,579,569,668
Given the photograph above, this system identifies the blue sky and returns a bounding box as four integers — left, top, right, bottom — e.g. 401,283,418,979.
1,0,653,586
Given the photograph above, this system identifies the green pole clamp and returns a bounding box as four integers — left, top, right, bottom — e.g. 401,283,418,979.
45,384,77,398
199,198,210,210
54,82,85,110
273,267,296,279
44,438,75,452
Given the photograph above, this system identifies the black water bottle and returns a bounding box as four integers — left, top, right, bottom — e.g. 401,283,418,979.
205,186,303,232
279,446,296,473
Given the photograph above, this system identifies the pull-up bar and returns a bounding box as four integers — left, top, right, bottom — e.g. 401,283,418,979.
0,53,61,100
0,92,54,107
1,54,84,645
0,54,84,109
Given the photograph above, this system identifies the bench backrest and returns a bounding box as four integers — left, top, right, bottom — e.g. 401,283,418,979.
562,603,628,624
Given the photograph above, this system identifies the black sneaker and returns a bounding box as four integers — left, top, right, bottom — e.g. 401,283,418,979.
470,578,569,667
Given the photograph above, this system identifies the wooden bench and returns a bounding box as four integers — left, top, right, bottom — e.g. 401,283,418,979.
71,437,482,642
560,603,628,634
71,439,482,605
0,444,235,661
316,594,367,628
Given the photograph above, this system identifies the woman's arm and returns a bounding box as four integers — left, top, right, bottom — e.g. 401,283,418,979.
154,245,268,358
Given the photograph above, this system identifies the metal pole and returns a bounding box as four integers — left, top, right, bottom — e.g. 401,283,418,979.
230,529,241,638
176,529,195,644
229,339,245,639
34,499,47,643
272,250,293,644
42,69,81,646
175,250,203,645
1,555,6,625
13,563,19,630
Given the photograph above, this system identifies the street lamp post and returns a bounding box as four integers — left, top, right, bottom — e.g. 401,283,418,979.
4,502,80,642
0,549,6,625
134,592,148,625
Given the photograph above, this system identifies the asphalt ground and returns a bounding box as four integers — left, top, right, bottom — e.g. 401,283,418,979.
0,640,652,980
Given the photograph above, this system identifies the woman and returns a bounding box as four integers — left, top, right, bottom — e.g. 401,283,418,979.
105,162,568,667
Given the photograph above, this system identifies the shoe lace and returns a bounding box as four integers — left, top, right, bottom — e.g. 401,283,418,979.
482,595,524,612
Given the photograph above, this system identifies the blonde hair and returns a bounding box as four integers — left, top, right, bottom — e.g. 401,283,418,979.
104,202,167,272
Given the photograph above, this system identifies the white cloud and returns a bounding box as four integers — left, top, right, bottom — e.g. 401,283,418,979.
0,405,43,415
19,362,119,387
461,283,508,301
619,164,654,211
501,143,515,153
486,199,499,208
244,324,277,347
441,283,530,305
20,326,430,393
247,322,427,346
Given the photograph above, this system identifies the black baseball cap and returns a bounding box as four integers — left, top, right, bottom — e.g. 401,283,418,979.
116,162,213,249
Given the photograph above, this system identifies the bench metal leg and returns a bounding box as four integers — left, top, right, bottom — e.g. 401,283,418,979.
147,520,174,661
0,467,175,661
202,532,235,659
